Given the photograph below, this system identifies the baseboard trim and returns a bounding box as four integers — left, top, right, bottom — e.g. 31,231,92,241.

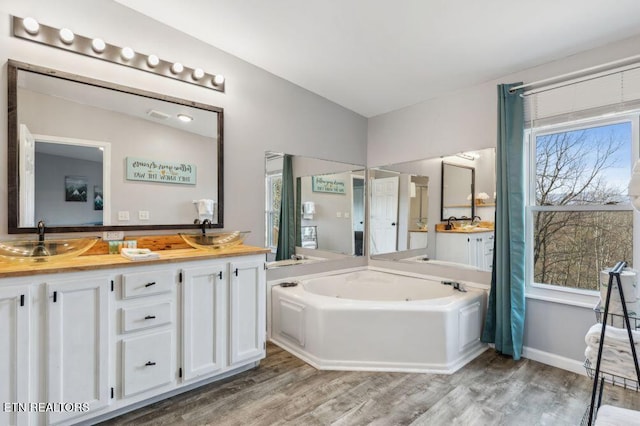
522,346,586,376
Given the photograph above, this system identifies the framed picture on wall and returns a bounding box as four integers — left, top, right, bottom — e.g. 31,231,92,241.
94,186,103,210
64,176,87,202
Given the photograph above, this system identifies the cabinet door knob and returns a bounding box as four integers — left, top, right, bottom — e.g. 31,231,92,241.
144,315,156,320
145,281,157,287
145,361,156,366
391,222,396,226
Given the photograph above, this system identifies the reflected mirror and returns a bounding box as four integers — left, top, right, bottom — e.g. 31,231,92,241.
441,162,475,221
265,152,365,266
370,148,496,272
8,60,223,233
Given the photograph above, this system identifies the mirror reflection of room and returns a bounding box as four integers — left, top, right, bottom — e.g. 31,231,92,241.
369,147,495,271
265,152,365,267
13,65,221,231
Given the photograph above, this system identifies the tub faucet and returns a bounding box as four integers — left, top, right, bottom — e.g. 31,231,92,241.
441,280,467,292
201,219,211,236
291,254,305,261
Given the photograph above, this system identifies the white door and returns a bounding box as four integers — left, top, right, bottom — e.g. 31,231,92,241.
229,259,266,365
370,176,399,254
0,285,30,426
18,124,35,227
47,276,110,424
182,264,226,381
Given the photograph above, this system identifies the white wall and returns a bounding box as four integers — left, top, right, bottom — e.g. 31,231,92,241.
367,31,640,367
1,0,367,249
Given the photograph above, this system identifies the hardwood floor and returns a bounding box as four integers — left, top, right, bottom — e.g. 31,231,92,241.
100,343,639,426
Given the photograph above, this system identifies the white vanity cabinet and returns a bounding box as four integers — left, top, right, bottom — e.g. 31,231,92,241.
229,259,266,366
0,249,267,426
0,285,30,426
116,268,176,400
436,231,494,271
181,263,227,381
181,257,266,379
408,231,428,249
46,274,111,425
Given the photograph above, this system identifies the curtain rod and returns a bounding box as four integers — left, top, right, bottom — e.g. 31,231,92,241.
509,52,640,94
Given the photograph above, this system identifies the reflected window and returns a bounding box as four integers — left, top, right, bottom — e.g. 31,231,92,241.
266,172,282,251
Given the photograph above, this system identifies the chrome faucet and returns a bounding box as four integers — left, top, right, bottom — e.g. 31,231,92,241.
200,219,211,236
291,254,306,261
32,221,50,257
472,215,482,224
445,216,457,230
37,220,46,242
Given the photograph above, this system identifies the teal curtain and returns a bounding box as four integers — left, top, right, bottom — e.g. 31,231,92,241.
276,155,295,260
295,177,302,248
481,83,526,360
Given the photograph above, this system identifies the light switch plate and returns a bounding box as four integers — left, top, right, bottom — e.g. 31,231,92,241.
139,210,149,220
118,211,130,221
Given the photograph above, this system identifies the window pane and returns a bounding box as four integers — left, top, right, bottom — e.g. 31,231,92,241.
535,122,631,206
533,210,633,290
267,175,282,248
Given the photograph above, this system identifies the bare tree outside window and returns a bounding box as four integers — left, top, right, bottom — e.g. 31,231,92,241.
533,122,633,290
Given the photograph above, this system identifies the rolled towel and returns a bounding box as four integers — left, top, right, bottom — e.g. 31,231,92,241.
595,405,640,425
585,346,640,381
600,268,639,326
600,268,638,302
585,323,640,351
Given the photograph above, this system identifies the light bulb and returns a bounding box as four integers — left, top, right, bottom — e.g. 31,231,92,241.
177,114,193,123
147,54,159,68
213,74,225,85
59,28,75,44
23,17,40,35
171,62,184,74
91,38,106,53
121,47,135,61
192,68,205,80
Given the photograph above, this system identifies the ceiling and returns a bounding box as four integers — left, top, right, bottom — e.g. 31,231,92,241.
115,0,640,118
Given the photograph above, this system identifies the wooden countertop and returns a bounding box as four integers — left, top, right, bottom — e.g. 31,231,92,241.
435,222,494,234
0,245,270,278
436,228,494,234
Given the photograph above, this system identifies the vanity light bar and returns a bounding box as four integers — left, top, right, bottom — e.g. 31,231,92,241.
12,16,225,93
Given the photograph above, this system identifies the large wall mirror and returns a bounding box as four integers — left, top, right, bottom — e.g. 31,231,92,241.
370,148,496,271
265,152,365,267
8,60,223,233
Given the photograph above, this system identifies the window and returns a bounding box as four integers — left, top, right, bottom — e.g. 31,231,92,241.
527,118,636,291
265,172,282,250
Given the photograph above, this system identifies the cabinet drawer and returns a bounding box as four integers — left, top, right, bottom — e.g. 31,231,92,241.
121,302,172,333
122,270,173,299
122,330,173,397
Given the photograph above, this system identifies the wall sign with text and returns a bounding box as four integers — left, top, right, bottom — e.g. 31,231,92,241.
126,157,196,185
312,176,346,194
